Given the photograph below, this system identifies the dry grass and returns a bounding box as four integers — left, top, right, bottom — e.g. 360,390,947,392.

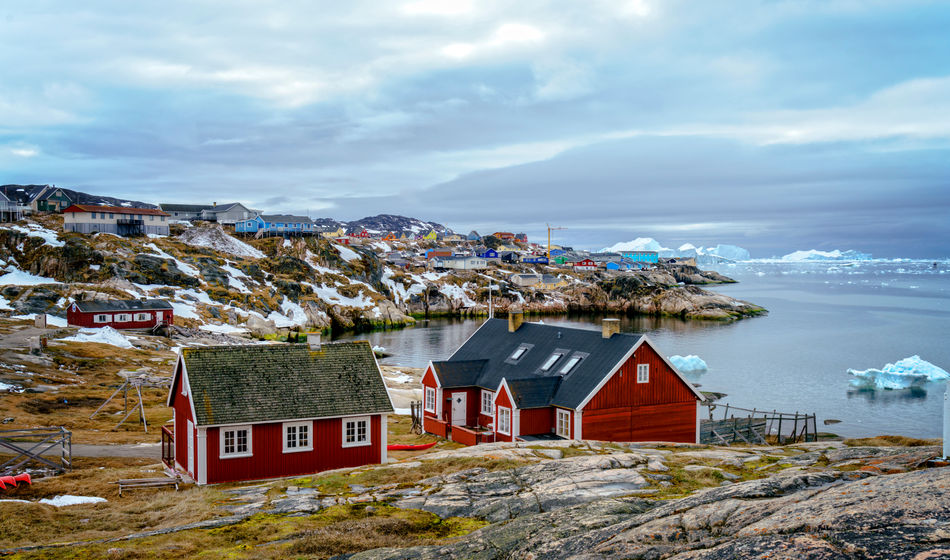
843,435,940,447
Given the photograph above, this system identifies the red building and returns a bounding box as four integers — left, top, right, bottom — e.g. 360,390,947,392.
421,314,703,445
572,258,598,272
165,340,393,485
67,299,174,329
491,232,515,241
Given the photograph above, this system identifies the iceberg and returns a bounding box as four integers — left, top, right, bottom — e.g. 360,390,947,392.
602,237,670,254
602,239,751,262
705,244,751,262
848,355,949,390
669,355,708,373
781,249,873,262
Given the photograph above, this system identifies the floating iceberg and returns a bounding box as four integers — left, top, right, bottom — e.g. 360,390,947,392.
781,249,872,262
705,244,751,262
848,355,949,390
669,355,708,373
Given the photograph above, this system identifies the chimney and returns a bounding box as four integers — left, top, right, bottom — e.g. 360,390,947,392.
508,310,524,332
602,318,620,339
308,332,321,351
213,201,217,207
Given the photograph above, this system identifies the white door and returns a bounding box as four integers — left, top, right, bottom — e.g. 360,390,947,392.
451,392,467,426
187,420,195,475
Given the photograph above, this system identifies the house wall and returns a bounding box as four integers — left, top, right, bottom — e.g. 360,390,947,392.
66,307,173,329
169,363,195,476
64,211,169,235
582,343,697,443
203,415,383,484
446,387,481,426
519,407,553,436
421,366,440,421
493,385,514,442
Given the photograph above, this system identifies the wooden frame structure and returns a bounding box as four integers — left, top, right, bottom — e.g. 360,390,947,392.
0,427,72,475
700,403,817,445
90,375,168,433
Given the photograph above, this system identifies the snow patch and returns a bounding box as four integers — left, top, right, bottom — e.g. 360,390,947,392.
336,244,360,262
39,495,107,507
0,269,61,286
12,313,67,327
177,226,265,259
143,244,201,277
199,323,248,334
848,355,949,390
6,224,64,247
60,327,134,349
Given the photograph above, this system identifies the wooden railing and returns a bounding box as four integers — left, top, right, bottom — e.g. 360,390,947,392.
701,403,817,445
0,427,71,475
161,425,174,469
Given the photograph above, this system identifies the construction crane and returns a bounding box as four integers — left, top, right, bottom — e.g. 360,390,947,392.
547,223,567,260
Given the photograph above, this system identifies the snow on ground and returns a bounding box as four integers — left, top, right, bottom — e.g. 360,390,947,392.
267,297,311,327
336,244,360,262
60,327,134,349
420,271,448,281
199,323,248,334
178,226,265,259
169,300,200,319
6,224,64,247
304,282,373,308
0,294,13,311
221,263,252,293
669,355,708,372
39,495,107,507
143,243,201,277
848,355,949,390
12,313,68,327
305,251,341,275
0,269,61,285
283,238,292,248
382,269,425,305
439,283,476,306
383,369,415,385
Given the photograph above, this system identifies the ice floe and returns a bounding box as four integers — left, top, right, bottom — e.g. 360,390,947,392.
669,355,708,372
848,355,949,390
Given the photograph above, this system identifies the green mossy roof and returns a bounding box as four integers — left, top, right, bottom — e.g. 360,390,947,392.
182,341,393,426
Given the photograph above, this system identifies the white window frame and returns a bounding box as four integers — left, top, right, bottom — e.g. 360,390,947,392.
134,312,151,321
497,407,511,435
424,387,436,413
219,425,252,459
282,420,313,453
93,314,110,324
342,416,371,448
115,313,132,322
637,363,650,383
480,390,494,415
556,409,571,438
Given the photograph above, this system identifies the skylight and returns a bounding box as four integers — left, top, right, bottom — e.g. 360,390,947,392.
540,353,563,371
559,355,583,375
509,346,528,361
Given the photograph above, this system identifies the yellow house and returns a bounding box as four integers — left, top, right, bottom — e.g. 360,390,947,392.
444,234,463,242
423,230,438,241
322,227,346,238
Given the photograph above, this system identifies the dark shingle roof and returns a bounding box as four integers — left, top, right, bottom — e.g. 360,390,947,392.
436,318,643,410
260,214,315,224
432,360,487,388
506,377,561,409
182,342,393,426
75,299,173,312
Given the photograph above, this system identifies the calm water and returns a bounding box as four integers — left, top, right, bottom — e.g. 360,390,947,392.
339,261,950,438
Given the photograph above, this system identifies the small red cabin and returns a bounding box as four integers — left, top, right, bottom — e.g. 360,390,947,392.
166,341,392,485
67,299,174,330
421,314,703,446
572,259,598,272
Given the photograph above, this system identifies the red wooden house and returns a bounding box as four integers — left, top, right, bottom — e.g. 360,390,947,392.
491,232,515,241
67,299,173,330
421,314,703,446
166,340,393,485
572,258,598,272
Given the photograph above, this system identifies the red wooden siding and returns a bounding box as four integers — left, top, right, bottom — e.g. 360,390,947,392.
170,362,194,475
421,367,438,419
583,402,696,443
493,384,514,442
585,343,696,410
519,407,553,436
447,388,481,426
67,305,174,330
423,416,447,438
203,415,382,484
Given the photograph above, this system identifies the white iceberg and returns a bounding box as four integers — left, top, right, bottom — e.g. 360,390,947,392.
60,327,134,349
848,355,949,390
705,244,751,262
781,249,872,262
602,237,670,254
669,355,708,373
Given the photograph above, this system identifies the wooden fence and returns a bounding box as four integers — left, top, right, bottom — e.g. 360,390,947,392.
0,427,72,475
701,403,817,445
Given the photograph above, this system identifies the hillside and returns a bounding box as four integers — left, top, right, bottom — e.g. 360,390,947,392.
314,214,456,237
0,216,764,340
0,184,157,209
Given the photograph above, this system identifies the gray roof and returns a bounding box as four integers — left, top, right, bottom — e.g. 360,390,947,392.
432,360,488,389
74,299,173,312
160,203,214,213
432,318,644,410
180,342,393,426
260,214,315,224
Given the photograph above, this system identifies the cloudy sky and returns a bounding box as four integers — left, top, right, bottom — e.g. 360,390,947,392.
2,1,948,257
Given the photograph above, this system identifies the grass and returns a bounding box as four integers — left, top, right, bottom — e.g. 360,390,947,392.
843,435,940,447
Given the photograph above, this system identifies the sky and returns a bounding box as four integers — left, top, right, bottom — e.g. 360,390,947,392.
1,0,949,257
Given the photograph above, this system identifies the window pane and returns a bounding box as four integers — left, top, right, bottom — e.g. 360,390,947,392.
299,425,308,447
559,356,581,375
540,353,562,371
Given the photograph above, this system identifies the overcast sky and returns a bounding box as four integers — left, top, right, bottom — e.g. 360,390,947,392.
2,1,948,257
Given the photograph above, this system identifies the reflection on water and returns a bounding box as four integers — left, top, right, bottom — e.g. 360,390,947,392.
337,261,950,438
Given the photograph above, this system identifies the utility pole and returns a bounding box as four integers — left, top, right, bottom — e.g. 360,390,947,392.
547,223,567,260
488,278,493,318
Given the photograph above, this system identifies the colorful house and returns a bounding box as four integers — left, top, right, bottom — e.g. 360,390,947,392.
420,315,703,446
572,258,598,272
166,341,393,485
425,247,454,260
423,230,439,241
476,249,499,259
235,214,315,235
431,256,488,271
321,227,346,239
492,232,515,241
620,251,659,264
67,299,173,330
62,204,170,236
30,186,72,213
514,233,528,243
521,255,549,265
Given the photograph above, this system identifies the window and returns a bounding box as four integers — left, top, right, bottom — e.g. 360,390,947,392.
115,313,131,322
220,426,252,458
135,313,150,321
506,344,533,364
424,387,436,412
497,407,511,435
149,215,154,221
559,355,583,375
342,416,370,447
283,421,313,453
540,353,563,371
93,314,110,323
109,213,114,219
556,409,571,438
481,390,494,415
160,216,165,222
637,364,650,383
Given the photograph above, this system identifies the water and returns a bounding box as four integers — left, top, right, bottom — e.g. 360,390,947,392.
339,261,950,438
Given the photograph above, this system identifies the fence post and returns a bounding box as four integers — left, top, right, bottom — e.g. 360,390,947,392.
777,414,783,444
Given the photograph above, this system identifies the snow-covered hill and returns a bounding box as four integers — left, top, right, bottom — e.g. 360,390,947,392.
313,214,455,237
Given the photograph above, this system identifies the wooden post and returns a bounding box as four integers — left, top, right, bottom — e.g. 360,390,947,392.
777,414,783,445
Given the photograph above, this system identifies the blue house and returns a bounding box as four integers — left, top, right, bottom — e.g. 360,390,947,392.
477,248,499,259
521,256,549,264
620,250,659,264
549,248,566,257
235,214,316,235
